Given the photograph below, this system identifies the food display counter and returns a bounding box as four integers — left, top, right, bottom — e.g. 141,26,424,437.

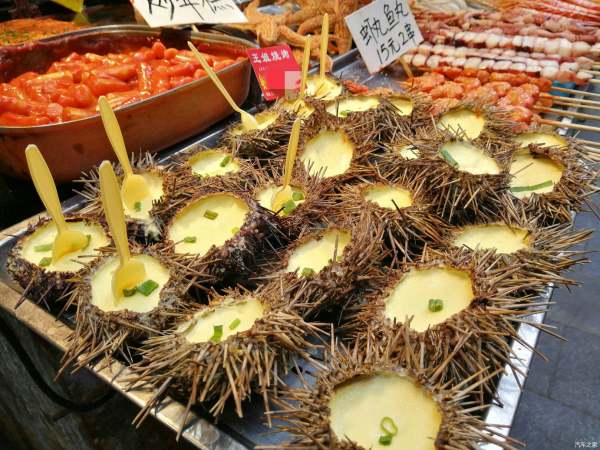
0,2,598,449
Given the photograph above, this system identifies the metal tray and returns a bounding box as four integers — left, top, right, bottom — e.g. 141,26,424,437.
0,24,256,183
0,50,589,449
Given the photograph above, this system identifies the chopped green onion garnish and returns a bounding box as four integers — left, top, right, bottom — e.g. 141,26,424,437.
378,416,398,446
34,243,53,252
231,226,240,234
183,236,197,243
137,279,159,296
204,210,218,220
220,155,232,167
39,257,52,267
292,191,304,201
428,298,444,312
380,417,398,436
123,287,137,297
336,255,343,262
83,234,91,250
229,318,241,330
378,434,393,446
338,110,351,117
134,201,142,212
301,267,315,277
510,180,553,193
282,199,297,215
440,149,458,167
210,324,223,343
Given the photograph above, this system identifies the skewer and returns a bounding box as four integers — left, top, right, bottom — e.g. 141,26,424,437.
581,146,600,154
537,118,600,134
552,86,600,99
543,94,600,108
575,137,600,148
549,99,600,111
583,70,600,76
534,106,600,121
589,79,600,85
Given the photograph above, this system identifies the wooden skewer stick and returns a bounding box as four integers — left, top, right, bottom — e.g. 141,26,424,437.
552,86,600,99
544,96,600,110
575,137,600,148
534,106,600,121
589,79,600,85
543,93,600,107
580,146,600,154
583,69,600,76
537,118,600,134
549,99,600,112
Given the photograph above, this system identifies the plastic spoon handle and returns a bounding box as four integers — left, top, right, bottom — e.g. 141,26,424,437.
99,161,131,266
299,36,311,99
319,13,329,79
188,42,243,114
98,96,133,176
283,118,302,188
187,42,258,129
25,145,68,232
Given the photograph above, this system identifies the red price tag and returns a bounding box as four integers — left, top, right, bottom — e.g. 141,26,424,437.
246,45,301,101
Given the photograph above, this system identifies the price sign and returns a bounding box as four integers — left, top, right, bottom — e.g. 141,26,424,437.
345,0,423,74
247,45,301,101
132,0,247,28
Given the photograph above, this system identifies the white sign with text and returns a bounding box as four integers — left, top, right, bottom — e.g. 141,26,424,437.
345,0,422,74
132,0,247,27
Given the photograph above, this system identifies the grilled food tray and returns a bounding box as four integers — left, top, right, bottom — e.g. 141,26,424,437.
0,49,588,449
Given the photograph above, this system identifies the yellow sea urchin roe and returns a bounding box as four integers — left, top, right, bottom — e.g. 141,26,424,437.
329,372,442,450
188,150,239,178
305,75,342,100
256,184,306,213
514,132,567,149
180,297,264,343
90,254,169,313
325,95,380,117
395,144,420,160
301,130,354,178
384,266,474,333
231,110,279,135
122,172,164,221
279,98,314,118
453,224,531,254
389,97,414,116
509,149,563,199
363,184,413,210
440,141,500,175
21,220,109,272
437,109,485,140
286,229,351,275
168,193,249,256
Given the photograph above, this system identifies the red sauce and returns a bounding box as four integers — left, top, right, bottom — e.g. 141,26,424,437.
0,41,245,126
